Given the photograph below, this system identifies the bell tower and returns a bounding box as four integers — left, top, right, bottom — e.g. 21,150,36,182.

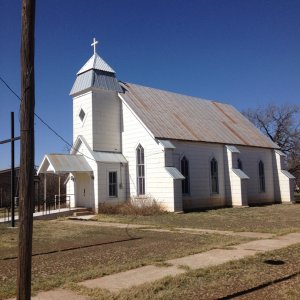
70,38,123,152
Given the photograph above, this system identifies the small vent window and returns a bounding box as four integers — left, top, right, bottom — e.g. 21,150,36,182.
79,109,85,122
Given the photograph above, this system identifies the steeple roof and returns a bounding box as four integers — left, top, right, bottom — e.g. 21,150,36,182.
77,52,115,75
70,38,122,96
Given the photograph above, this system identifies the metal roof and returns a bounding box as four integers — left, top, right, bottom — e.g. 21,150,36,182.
77,53,115,75
93,151,127,163
275,149,286,157
120,83,279,149
165,167,185,179
70,70,123,95
232,168,249,179
226,145,240,153
37,154,93,174
281,170,295,179
158,139,176,149
71,136,127,164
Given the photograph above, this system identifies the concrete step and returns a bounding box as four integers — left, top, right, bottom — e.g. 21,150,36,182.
72,210,94,217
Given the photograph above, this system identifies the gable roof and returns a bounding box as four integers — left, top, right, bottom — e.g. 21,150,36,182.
37,154,93,174
120,83,279,149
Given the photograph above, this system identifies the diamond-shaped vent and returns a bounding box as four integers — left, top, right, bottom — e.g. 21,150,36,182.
79,109,85,122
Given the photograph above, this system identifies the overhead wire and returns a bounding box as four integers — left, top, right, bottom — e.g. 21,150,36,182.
0,75,96,162
1,74,143,240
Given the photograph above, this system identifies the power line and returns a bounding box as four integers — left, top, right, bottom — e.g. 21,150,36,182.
0,75,95,162
0,76,21,100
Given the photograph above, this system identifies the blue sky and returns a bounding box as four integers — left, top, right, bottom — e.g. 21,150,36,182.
0,0,299,169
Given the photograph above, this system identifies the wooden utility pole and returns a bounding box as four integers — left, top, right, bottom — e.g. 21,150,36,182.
17,0,35,299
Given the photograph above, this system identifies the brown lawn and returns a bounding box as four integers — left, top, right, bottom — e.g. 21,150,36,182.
94,203,300,234
0,220,250,299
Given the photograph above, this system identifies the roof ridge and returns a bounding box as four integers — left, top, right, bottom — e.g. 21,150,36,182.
123,82,227,105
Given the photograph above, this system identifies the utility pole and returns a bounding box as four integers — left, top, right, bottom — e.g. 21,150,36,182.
17,0,35,299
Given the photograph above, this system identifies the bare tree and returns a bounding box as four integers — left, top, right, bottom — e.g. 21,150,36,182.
243,104,300,184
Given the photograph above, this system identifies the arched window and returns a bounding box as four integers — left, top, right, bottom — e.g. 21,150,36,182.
181,156,189,194
210,158,219,194
237,158,243,170
259,160,265,192
136,144,145,195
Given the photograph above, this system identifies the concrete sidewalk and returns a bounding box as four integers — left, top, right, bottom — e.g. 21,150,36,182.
6,219,300,299
79,232,300,293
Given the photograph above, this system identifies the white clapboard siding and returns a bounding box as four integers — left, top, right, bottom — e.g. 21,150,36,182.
121,101,178,211
237,146,274,204
97,162,127,204
224,147,248,206
172,141,226,209
73,92,94,148
76,141,98,209
92,90,121,152
66,175,75,208
274,151,294,203
73,90,121,153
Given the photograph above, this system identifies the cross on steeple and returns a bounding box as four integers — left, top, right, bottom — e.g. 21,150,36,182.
91,37,98,54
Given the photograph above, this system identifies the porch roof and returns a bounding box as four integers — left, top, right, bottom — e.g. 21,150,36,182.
37,154,93,174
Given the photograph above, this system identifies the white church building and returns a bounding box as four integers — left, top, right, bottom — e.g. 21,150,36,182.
38,39,295,212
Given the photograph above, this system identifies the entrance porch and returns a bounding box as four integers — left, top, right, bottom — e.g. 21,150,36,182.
37,154,94,210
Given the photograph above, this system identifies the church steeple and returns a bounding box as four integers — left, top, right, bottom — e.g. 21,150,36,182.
76,52,116,75
70,38,122,96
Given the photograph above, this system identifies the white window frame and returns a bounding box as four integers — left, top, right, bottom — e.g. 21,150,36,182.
136,144,145,195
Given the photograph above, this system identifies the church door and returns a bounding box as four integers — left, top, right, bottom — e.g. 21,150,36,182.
76,173,92,208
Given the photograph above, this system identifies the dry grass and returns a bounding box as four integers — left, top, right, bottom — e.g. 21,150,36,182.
94,204,300,234
98,197,166,216
70,244,300,300
0,220,250,299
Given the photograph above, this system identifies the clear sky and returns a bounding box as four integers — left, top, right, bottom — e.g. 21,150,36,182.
0,0,299,169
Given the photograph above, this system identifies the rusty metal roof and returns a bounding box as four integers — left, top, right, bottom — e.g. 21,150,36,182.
120,83,279,149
